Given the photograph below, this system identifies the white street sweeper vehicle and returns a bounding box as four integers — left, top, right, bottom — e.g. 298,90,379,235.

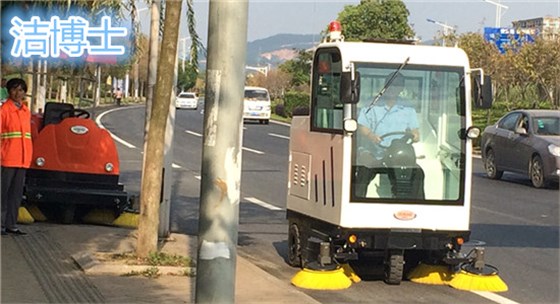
286,22,507,291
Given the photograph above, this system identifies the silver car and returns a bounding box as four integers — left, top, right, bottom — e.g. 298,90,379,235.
175,92,198,110
481,109,560,188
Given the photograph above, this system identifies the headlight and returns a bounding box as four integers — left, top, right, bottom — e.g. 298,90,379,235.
548,144,560,157
105,163,114,172
35,157,45,167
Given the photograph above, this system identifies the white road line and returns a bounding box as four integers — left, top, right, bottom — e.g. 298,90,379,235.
195,175,201,180
269,133,290,140
470,291,520,304
242,147,264,155
186,129,264,154
96,106,142,149
172,163,182,169
186,130,202,137
270,120,291,127
244,197,282,211
473,205,545,226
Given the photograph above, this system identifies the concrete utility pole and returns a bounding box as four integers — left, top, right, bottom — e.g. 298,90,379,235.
195,0,249,303
141,0,161,235
144,0,161,134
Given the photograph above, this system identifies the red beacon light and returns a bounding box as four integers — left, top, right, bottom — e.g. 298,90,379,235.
327,20,344,42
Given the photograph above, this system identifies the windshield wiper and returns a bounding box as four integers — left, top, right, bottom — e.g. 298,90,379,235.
366,57,410,112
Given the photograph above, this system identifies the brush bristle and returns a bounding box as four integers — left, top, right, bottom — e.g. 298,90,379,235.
407,263,454,285
291,268,352,290
82,209,116,225
26,205,47,221
17,207,35,224
448,270,508,292
342,264,362,283
112,212,139,228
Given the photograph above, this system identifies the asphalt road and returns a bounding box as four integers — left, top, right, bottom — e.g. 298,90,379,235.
98,103,559,304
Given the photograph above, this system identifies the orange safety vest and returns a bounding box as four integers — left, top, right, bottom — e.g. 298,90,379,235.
0,99,33,168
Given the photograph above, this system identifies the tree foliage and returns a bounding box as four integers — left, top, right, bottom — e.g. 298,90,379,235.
177,61,199,92
456,32,559,110
246,69,291,100
337,0,414,41
278,49,312,89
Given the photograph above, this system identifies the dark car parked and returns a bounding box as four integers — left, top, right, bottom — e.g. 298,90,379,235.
481,109,560,188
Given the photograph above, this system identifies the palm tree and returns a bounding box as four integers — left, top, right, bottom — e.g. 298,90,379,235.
136,0,185,258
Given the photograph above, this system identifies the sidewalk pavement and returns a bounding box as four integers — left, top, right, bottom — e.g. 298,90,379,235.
1,222,320,304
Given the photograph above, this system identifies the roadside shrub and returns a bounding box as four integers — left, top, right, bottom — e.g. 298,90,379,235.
274,104,287,117
284,90,310,117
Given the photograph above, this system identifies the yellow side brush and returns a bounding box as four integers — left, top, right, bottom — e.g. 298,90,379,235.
26,205,47,221
342,263,362,283
17,207,35,224
82,209,116,226
448,265,508,292
407,263,454,285
291,267,352,290
113,212,139,228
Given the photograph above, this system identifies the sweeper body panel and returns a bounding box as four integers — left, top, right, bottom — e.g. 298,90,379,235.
25,102,128,223
286,36,495,286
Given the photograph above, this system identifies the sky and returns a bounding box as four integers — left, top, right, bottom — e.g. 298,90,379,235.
137,0,560,44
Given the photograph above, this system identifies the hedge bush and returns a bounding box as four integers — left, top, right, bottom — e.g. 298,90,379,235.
283,90,310,117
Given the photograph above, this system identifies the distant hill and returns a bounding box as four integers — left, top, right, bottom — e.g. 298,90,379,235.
197,34,439,70
246,33,320,66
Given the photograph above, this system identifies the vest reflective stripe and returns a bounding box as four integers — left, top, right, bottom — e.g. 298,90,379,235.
1,132,32,138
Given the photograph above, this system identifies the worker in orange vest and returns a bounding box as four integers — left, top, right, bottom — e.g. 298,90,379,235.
1,78,32,235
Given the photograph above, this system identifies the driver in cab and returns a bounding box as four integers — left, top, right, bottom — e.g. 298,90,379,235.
353,72,423,199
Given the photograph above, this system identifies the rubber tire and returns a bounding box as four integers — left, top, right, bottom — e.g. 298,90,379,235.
287,223,303,268
485,149,503,180
530,155,548,188
264,119,269,125
384,250,404,285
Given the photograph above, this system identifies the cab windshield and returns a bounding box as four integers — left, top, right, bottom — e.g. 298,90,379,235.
351,63,466,204
245,89,269,101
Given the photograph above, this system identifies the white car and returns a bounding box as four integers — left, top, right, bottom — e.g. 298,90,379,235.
175,92,199,110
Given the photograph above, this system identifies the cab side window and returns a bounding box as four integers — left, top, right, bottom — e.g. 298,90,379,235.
498,113,521,131
311,49,343,132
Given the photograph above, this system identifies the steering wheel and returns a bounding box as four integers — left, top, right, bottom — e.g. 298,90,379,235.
59,109,91,120
378,131,414,149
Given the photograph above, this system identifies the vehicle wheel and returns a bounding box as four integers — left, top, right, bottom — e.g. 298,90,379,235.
530,155,548,188
384,250,404,285
484,149,503,180
287,223,303,268
264,119,269,125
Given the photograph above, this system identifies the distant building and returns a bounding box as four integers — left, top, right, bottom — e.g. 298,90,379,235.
512,16,560,40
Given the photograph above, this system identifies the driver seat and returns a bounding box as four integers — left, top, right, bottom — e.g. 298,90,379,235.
387,167,425,199
384,137,425,199
43,102,75,127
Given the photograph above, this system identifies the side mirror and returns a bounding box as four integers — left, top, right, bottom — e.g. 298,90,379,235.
473,75,493,109
340,71,360,104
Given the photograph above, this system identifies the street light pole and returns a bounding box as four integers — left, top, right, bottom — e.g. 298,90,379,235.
426,18,455,46
483,0,509,27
